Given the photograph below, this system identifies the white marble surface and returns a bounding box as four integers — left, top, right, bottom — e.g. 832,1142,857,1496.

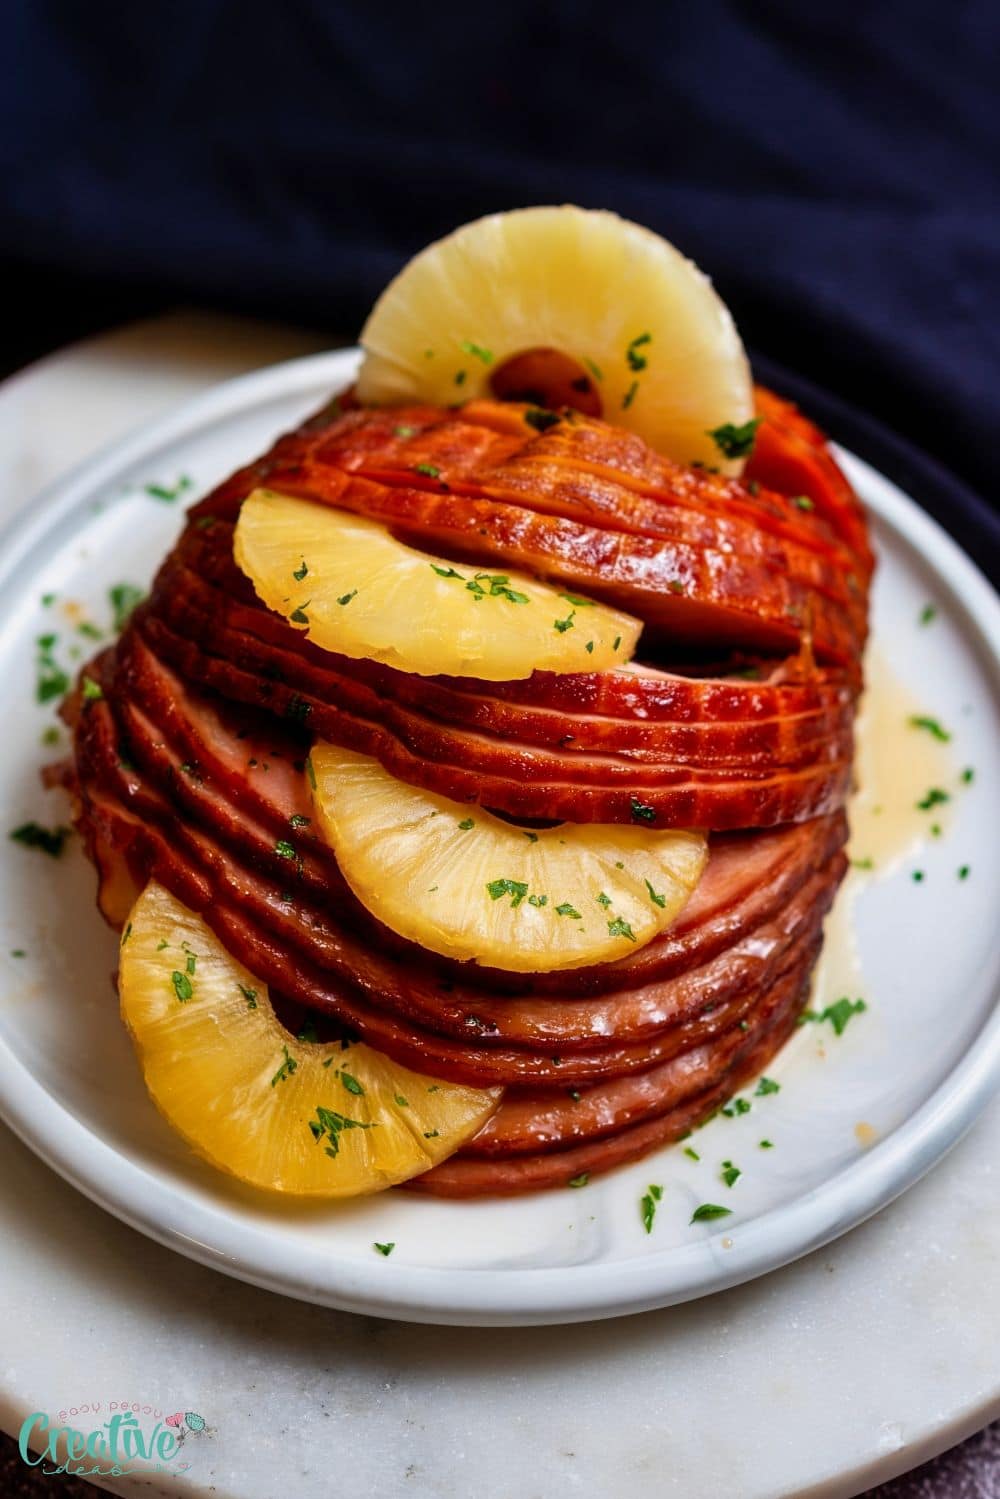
0,315,997,1498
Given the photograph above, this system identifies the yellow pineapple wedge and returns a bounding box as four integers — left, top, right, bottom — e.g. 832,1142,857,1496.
119,882,501,1195
234,488,641,679
356,205,754,474
309,744,707,973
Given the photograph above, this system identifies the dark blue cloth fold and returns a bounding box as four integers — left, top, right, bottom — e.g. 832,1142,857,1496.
2,1,997,566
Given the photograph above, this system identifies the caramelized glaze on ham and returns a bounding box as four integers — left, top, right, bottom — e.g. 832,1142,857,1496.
64,385,869,1195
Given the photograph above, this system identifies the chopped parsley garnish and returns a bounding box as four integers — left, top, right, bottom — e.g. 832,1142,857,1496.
308,1105,371,1158
908,714,951,742
626,332,651,372
630,796,656,823
912,869,925,883
41,726,61,747
297,1018,318,1044
185,952,197,976
77,620,103,641
919,603,937,625
171,970,193,1003
613,635,621,651
958,864,970,880
585,640,594,653
555,902,581,919
528,893,548,907
721,1160,741,1188
567,1173,590,1188
755,1077,780,1096
559,593,595,607
305,755,317,790
337,590,357,606
801,996,867,1036
595,892,611,908
961,767,975,784
721,1097,752,1117
423,1129,440,1139
274,839,297,861
553,609,576,633
568,1088,582,1102
109,583,145,632
432,564,528,605
454,370,467,386
10,949,24,958
413,463,441,479
640,1182,663,1233
36,632,69,704
486,877,529,908
523,831,539,843
120,923,132,947
238,984,258,1009
338,1070,365,1096
524,407,561,432
271,1045,298,1086
683,1146,700,1161
144,475,193,502
851,856,874,871
707,418,761,460
607,917,636,942
759,1139,774,1150
81,676,103,701
584,357,604,382
916,787,950,810
459,339,493,365
10,822,71,857
290,605,309,624
457,817,475,831
373,1241,395,1256
792,495,814,511
644,878,666,908
622,380,638,410
394,424,417,439
394,1094,409,1107
289,813,311,829
690,1203,732,1224
293,560,309,582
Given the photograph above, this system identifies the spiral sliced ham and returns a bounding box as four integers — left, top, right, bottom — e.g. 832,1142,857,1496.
64,383,869,1195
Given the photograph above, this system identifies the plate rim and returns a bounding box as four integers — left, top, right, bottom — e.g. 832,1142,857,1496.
0,346,997,1327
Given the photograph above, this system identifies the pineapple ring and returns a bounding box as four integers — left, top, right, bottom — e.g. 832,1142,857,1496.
234,488,641,680
356,205,754,475
119,882,501,1196
309,743,707,973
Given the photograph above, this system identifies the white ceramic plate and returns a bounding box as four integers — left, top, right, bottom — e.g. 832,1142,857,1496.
0,348,996,1328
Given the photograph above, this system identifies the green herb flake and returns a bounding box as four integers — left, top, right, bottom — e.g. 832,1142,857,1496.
595,891,612,909
523,831,539,843
755,1076,780,1096
81,676,103,701
413,463,441,479
554,609,576,633
919,603,937,625
690,1203,732,1224
238,984,258,1010
459,339,493,365
626,332,652,372
792,495,815,511
336,590,357,607
185,952,197,976
721,1097,752,1118
683,1146,700,1161
271,1045,298,1087
289,813,311,829
274,839,297,861
961,767,975,784
373,1241,395,1257
486,877,530,908
584,357,604,382
640,1181,663,1233
644,878,666,909
851,856,875,871
622,380,639,410
290,605,310,625
308,1104,371,1158
9,822,71,857
916,787,950,811
801,996,867,1036
908,714,951,743
759,1139,774,1150
721,1160,741,1188
555,902,581,919
171,970,193,1003
567,1172,590,1189
109,582,145,632
339,1070,365,1096
607,917,636,942
393,424,417,439
630,796,656,824
394,1094,409,1107
293,560,309,582
524,407,561,432
958,864,971,880
144,475,193,502
707,418,762,460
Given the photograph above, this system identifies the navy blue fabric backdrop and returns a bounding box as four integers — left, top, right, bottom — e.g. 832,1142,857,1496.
1,0,997,567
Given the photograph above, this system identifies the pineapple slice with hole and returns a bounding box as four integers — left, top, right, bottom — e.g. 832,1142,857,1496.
356,205,754,474
234,488,641,680
309,743,707,973
119,881,501,1195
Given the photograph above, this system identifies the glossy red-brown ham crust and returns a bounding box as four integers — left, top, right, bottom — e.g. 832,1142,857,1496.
63,383,869,1195
193,395,867,664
